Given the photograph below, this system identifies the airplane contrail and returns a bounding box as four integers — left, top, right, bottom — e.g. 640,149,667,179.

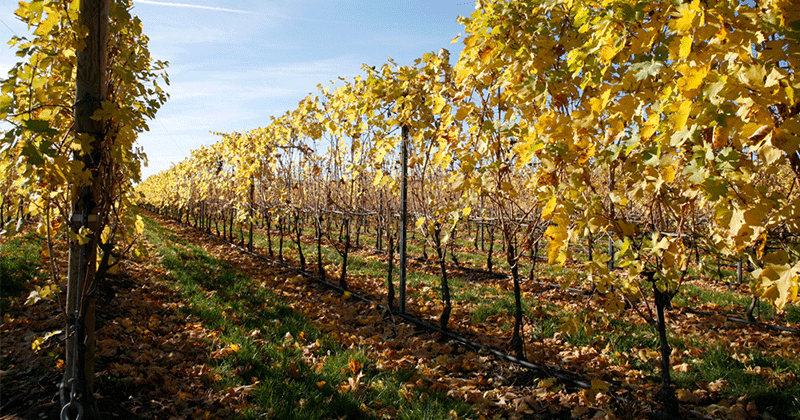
135,0,250,14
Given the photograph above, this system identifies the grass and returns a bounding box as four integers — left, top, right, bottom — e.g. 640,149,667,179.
673,345,800,419
0,230,43,310
673,283,800,323
787,305,800,323
143,216,476,419
249,226,482,310
470,294,529,325
160,213,800,417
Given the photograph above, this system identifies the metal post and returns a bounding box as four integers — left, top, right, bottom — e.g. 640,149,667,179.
399,125,409,314
607,165,616,271
249,180,254,252
737,255,743,284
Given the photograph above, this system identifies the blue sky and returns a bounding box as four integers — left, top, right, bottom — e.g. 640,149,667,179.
0,0,476,179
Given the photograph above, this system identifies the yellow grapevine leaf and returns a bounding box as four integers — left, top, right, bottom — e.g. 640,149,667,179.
545,224,568,265
679,35,693,58
455,104,473,121
600,44,618,63
672,100,692,131
591,378,608,393
677,64,709,97
348,358,363,375
641,113,660,140
432,95,446,114
590,88,613,115
542,196,557,220
758,263,799,310
673,5,696,33
101,226,112,244
32,336,45,352
135,215,145,235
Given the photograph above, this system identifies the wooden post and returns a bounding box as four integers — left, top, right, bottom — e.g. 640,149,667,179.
63,1,108,419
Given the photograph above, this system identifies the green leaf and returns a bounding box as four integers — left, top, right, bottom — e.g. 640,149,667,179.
0,94,11,118
714,147,740,173
21,141,45,165
682,159,706,185
23,119,59,137
642,146,660,167
701,177,728,201
631,60,663,81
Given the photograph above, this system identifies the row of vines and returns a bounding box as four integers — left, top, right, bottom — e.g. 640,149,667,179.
137,0,800,416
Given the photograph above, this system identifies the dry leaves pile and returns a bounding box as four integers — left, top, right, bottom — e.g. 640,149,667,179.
1,238,248,419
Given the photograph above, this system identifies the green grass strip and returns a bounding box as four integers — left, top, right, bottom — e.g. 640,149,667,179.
143,216,476,420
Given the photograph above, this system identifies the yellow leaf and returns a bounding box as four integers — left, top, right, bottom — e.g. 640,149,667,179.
600,44,618,63
101,226,112,244
432,96,446,114
677,64,709,97
538,377,557,389
455,65,473,83
31,329,62,353
762,145,782,165
545,224,568,265
679,35,693,58
542,196,557,220
590,88,613,115
758,263,799,310
32,336,45,352
33,10,59,36
348,358,363,375
661,164,676,183
455,104,471,121
73,227,93,245
641,113,660,140
433,150,444,166
672,100,692,132
415,217,426,228
677,389,701,403
107,256,119,275
673,4,697,33
590,378,608,393
479,45,495,64
135,215,145,235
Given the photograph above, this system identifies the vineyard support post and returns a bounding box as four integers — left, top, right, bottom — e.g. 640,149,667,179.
249,180,254,252
737,255,743,284
377,190,383,251
399,125,409,314
64,1,109,419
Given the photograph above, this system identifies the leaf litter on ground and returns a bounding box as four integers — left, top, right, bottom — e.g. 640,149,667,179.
3,212,799,419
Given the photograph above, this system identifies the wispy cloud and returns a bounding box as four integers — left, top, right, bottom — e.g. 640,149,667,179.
135,0,250,14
